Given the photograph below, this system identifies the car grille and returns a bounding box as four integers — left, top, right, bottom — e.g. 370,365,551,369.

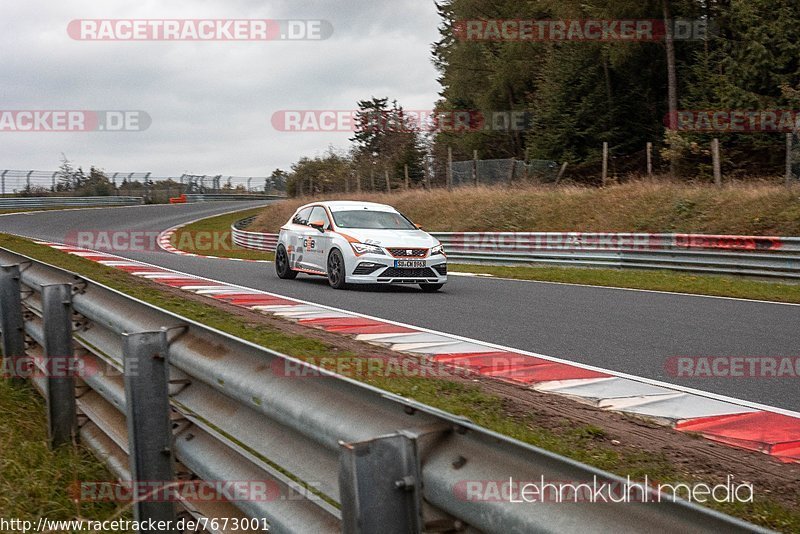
387,248,428,257
353,262,383,275
378,267,437,278
433,264,447,276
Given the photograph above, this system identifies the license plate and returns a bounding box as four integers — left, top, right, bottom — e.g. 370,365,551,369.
394,260,426,268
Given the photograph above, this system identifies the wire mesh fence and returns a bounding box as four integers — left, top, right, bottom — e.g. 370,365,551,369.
0,169,283,202
451,159,560,187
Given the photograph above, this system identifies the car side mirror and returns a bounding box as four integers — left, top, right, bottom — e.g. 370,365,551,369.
415,223,423,230
310,220,326,232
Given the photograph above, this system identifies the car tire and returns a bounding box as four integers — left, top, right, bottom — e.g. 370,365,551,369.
419,283,444,292
275,245,298,279
327,249,348,290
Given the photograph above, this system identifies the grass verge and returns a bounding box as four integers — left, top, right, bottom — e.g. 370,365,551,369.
0,379,132,532
169,207,274,261
0,233,798,531
449,264,800,303
249,182,800,236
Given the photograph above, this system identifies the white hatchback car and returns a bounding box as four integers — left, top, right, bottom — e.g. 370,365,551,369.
275,201,447,291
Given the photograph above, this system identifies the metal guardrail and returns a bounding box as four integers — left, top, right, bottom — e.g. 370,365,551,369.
183,194,284,203
0,169,282,196
0,196,143,209
0,248,765,533
231,219,800,279
232,216,279,250
434,232,800,279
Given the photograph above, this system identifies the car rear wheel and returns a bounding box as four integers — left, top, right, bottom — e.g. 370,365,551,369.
327,249,348,289
275,245,297,279
419,283,444,292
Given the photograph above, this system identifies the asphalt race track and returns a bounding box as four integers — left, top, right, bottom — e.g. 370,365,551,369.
2,202,797,411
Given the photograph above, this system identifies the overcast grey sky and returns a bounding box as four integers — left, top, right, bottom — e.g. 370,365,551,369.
0,1,442,176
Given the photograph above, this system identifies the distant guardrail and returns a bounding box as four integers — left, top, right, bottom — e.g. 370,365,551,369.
0,247,763,533
231,218,800,279
232,216,279,250
435,232,800,279
183,193,284,203
0,196,142,209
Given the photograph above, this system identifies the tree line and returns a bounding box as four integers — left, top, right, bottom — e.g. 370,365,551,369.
281,0,800,195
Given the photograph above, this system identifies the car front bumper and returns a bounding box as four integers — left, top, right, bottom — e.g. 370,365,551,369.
346,254,447,285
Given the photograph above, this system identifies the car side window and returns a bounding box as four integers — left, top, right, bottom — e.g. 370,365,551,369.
308,206,331,229
292,207,313,225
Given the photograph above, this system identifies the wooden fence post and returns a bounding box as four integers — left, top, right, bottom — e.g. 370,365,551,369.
472,150,478,186
447,147,453,191
423,157,430,190
712,138,722,186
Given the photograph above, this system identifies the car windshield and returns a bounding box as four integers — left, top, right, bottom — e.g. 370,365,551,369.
331,210,416,230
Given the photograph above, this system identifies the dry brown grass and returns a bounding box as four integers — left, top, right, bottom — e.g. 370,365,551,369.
250,181,800,235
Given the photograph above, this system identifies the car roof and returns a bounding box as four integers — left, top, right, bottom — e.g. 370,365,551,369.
296,200,397,212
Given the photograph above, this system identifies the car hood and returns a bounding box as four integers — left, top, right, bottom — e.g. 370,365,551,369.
334,228,439,248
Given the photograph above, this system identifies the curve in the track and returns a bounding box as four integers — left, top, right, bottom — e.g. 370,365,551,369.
1,202,798,414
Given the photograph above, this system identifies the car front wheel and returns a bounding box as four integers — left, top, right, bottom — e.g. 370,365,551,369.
327,249,348,289
275,245,297,279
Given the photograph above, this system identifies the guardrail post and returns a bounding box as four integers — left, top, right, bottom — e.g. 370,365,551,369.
339,433,422,534
0,264,26,383
122,329,177,528
41,283,77,447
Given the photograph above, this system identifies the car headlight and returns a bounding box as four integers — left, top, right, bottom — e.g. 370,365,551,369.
350,242,385,255
431,244,445,256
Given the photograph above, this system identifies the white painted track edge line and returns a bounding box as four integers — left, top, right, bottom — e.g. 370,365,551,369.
449,269,800,307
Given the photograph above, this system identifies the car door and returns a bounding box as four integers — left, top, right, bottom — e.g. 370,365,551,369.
287,207,313,270
304,206,333,272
